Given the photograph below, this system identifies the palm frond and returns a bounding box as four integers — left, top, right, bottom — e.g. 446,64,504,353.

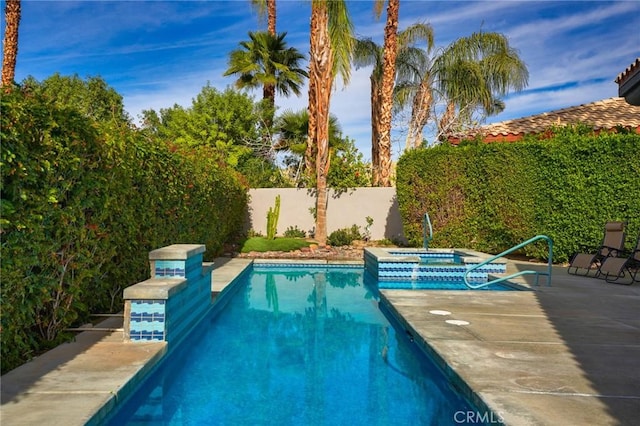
327,0,355,85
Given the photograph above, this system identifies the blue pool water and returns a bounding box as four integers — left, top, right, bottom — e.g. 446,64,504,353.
104,265,488,425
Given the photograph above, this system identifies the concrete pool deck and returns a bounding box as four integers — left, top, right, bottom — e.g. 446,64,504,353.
1,257,639,425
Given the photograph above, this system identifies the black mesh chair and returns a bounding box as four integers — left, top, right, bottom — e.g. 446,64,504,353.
598,233,640,285
567,221,626,277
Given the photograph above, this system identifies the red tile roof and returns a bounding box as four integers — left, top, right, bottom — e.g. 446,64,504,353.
449,97,640,144
616,58,640,105
615,58,640,86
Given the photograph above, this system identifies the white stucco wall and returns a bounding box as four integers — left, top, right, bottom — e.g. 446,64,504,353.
246,187,405,241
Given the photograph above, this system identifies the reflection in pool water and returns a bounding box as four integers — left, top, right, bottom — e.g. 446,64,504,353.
105,265,484,425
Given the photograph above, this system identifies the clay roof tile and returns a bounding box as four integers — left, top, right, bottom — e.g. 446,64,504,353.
455,97,640,141
615,58,640,85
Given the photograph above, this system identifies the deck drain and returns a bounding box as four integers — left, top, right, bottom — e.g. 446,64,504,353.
429,310,451,315
445,319,470,326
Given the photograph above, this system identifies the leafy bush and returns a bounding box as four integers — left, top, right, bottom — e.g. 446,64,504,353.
396,127,640,262
140,84,287,188
246,229,264,238
328,225,363,246
0,80,248,373
283,225,306,238
376,238,396,246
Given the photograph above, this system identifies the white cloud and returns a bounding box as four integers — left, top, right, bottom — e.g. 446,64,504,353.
12,0,640,163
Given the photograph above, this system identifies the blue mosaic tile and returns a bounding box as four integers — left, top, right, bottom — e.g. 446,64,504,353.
130,313,165,322
132,299,165,306
131,302,165,316
129,330,164,341
155,267,186,278
155,260,186,277
156,260,184,269
130,320,164,333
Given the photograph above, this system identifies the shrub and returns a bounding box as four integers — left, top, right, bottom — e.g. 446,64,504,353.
283,225,306,238
328,225,363,246
0,83,248,373
246,229,264,238
376,238,395,246
396,127,640,262
363,216,374,241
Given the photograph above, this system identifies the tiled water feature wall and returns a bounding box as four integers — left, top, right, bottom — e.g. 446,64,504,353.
364,247,507,285
123,244,214,342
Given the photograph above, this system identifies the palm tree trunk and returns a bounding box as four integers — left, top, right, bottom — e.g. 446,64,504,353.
262,83,276,128
371,76,381,186
251,0,276,35
305,76,317,176
438,100,456,142
377,0,399,187
405,80,432,149
308,1,333,245
1,0,21,87
267,0,276,35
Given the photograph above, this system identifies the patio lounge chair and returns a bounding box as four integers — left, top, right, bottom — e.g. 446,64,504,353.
598,233,640,285
567,221,626,276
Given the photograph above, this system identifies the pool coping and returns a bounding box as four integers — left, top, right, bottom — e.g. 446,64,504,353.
377,291,495,417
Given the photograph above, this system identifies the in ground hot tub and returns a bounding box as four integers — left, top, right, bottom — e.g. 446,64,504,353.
364,247,511,290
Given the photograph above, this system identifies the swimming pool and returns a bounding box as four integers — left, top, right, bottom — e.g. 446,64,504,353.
103,264,489,425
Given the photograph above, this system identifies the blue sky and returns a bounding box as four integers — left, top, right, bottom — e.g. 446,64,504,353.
5,1,640,160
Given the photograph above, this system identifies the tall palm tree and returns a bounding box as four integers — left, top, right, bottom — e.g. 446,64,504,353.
375,0,400,187
1,0,21,87
224,31,307,128
250,0,277,35
353,22,433,181
308,1,332,245
435,32,528,140
397,31,528,146
353,37,383,185
307,0,353,245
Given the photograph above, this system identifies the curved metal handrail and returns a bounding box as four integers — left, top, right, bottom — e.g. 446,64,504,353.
423,213,433,250
463,235,553,289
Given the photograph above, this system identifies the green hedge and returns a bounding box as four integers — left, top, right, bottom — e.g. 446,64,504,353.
1,86,248,373
396,128,640,262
